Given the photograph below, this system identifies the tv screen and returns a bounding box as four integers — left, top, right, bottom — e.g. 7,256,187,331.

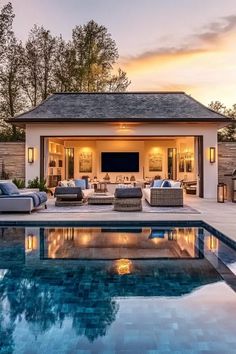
101,152,139,172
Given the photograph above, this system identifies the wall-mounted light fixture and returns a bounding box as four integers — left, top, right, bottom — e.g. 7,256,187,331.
209,147,216,164
28,147,34,163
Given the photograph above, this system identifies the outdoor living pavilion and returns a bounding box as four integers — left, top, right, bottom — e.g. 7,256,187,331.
10,92,231,199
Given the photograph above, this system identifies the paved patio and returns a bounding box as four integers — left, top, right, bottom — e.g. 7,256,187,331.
0,195,235,243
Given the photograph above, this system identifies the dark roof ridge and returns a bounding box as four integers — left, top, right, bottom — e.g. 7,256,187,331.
52,91,186,95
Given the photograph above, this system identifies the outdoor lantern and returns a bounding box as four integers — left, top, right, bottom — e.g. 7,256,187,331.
209,147,216,163
217,183,225,203
28,147,34,163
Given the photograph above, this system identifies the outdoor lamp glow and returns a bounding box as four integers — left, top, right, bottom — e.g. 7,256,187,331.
28,147,34,163
209,147,216,163
217,183,225,203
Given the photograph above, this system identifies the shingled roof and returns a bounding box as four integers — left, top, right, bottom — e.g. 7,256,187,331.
10,92,230,124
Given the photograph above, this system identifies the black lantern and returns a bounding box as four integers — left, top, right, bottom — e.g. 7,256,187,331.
28,147,34,163
209,147,216,164
217,183,225,203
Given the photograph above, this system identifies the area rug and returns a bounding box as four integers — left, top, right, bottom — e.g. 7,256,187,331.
38,199,200,214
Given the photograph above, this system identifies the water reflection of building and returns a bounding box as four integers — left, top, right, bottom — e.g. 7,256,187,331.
41,227,201,260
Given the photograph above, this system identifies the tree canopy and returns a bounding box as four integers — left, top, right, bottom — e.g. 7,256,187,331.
209,101,236,142
0,4,130,141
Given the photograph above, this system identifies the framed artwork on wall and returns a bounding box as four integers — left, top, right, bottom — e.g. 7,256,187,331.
79,151,92,173
185,159,193,173
149,152,162,172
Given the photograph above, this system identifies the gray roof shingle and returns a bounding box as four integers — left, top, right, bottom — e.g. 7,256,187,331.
10,92,230,123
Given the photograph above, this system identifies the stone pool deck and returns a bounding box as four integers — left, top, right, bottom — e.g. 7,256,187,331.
0,195,235,243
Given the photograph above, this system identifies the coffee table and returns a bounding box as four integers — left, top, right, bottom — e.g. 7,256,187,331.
87,193,114,205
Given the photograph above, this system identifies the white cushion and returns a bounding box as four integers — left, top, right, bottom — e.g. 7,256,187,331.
59,180,68,187
67,180,75,187
169,180,181,188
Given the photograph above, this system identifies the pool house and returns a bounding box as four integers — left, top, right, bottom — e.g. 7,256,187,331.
10,92,230,199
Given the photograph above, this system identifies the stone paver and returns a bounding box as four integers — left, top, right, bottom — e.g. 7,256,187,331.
0,195,235,242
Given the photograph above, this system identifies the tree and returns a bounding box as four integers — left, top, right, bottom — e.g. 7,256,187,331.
0,2,24,140
70,20,130,92
209,101,236,142
0,2,14,58
53,36,77,92
107,68,131,92
72,20,118,91
22,25,56,105
0,13,130,141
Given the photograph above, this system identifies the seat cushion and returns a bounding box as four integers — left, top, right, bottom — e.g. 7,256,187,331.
115,187,142,199
55,187,83,200
153,179,163,188
74,179,86,190
0,182,20,195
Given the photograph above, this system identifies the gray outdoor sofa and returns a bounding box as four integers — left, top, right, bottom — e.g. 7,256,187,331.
0,182,47,213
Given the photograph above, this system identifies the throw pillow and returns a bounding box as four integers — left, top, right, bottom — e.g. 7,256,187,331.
153,179,163,187
68,180,75,187
161,180,171,188
81,176,89,189
58,180,68,187
74,179,86,190
0,182,20,195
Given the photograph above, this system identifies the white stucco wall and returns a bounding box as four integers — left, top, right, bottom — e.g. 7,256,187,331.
25,122,221,198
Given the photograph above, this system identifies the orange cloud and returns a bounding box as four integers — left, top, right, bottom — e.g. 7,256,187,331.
121,15,236,72
119,15,236,106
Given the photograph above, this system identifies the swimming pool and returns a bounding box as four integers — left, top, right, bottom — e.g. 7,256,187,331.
0,221,235,353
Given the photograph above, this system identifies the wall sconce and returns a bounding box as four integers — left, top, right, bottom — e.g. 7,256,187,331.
209,147,216,164
25,234,37,252
28,147,34,163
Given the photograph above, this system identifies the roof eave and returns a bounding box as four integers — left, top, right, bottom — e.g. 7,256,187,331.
8,117,233,124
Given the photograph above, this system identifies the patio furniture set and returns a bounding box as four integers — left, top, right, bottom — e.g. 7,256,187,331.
54,179,184,211
0,178,184,213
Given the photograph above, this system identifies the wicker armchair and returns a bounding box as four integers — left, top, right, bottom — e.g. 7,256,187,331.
143,187,183,207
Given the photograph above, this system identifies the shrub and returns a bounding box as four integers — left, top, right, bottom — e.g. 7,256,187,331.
28,176,50,193
12,178,25,189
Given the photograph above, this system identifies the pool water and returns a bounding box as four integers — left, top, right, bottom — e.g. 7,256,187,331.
0,223,235,353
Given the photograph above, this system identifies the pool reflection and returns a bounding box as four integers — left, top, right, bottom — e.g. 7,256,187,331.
0,225,235,353
42,227,201,259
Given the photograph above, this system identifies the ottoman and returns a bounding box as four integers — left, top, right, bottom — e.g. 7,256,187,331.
114,187,143,211
88,193,114,205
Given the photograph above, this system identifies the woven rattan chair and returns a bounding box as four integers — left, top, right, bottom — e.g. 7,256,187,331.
143,187,183,207
114,187,143,211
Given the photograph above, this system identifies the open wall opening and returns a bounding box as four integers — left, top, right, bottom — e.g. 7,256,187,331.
43,136,199,192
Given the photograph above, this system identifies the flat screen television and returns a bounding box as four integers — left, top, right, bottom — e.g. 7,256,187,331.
101,152,139,172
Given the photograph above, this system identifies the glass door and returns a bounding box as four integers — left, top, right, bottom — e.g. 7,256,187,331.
167,148,177,180
65,148,74,180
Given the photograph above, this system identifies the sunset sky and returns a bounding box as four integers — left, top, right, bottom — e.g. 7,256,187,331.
7,0,236,106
